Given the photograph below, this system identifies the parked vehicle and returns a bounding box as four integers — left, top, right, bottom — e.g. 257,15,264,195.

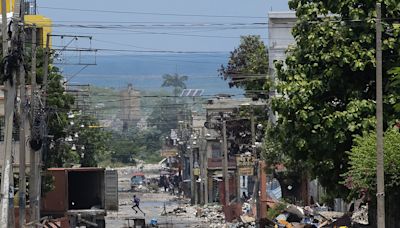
41,168,118,228
131,172,146,190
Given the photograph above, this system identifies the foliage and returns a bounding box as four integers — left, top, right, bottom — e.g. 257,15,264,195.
109,132,140,164
73,116,112,167
219,35,269,93
43,51,110,168
109,127,162,164
343,128,400,194
266,202,287,220
161,73,188,96
86,87,192,165
267,0,400,198
388,67,400,112
43,62,76,168
147,97,187,135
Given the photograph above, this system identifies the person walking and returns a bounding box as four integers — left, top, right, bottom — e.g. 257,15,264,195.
131,195,145,216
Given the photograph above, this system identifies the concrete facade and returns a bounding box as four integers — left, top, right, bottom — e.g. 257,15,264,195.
268,11,296,74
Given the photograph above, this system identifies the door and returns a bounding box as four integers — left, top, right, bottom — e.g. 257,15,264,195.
104,169,119,211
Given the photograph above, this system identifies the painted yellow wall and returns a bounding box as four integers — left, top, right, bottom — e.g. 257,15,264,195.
0,0,52,48
0,0,15,13
25,15,52,47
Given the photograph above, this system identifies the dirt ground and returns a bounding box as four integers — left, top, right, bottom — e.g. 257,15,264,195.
105,164,210,228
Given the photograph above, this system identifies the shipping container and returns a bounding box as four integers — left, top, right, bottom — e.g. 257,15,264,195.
41,168,118,227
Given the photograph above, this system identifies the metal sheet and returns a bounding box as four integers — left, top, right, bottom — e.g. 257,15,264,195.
41,169,68,214
104,169,118,211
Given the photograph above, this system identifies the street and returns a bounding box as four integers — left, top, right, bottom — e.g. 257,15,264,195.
0,1,398,227
105,166,213,228
106,192,207,228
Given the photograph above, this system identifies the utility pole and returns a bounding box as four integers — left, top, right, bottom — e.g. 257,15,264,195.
0,0,11,226
203,130,208,204
18,1,27,226
29,25,39,225
222,120,229,207
0,0,23,226
189,138,195,205
375,3,385,228
251,110,261,226
199,127,206,205
30,32,50,223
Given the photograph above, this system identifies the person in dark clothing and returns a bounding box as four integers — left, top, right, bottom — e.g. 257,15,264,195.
242,192,249,201
131,195,145,216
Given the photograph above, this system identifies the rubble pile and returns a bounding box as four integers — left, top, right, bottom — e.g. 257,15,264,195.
134,185,150,192
195,204,226,227
162,206,188,216
270,203,365,228
351,205,368,225
226,215,256,228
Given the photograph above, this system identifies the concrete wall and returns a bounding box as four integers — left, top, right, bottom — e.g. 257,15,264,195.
0,0,15,13
268,11,296,122
25,15,52,48
268,11,296,72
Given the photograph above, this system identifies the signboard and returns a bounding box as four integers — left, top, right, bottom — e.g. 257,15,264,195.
236,155,255,176
236,156,255,167
238,167,254,176
161,149,178,157
193,168,200,176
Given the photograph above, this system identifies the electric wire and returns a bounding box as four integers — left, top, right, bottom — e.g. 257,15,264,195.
38,6,268,19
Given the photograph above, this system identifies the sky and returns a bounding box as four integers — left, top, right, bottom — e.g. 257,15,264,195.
38,0,290,53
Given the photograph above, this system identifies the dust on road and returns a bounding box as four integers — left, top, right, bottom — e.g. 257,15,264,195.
105,165,212,228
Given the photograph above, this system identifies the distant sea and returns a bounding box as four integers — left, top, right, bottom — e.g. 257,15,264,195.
58,53,244,97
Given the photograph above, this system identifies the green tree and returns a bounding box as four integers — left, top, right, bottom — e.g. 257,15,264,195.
219,35,269,93
161,73,188,96
147,97,186,135
44,66,75,168
36,51,76,168
73,116,112,167
109,127,162,164
343,128,400,227
388,67,400,112
267,0,400,201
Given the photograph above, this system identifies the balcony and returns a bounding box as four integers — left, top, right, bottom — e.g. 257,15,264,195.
207,157,236,170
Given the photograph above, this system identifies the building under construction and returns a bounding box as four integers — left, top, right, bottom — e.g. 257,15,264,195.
119,83,141,131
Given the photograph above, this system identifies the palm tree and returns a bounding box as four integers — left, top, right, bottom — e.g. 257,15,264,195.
161,73,188,96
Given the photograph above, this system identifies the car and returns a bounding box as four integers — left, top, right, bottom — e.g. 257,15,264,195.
130,172,146,190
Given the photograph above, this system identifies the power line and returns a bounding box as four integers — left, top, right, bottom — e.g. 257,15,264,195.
23,40,230,54
38,6,268,19
62,73,267,79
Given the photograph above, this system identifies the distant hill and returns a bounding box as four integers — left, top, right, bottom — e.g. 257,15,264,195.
60,53,244,96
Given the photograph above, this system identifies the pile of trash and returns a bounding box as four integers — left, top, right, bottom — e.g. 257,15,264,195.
133,185,150,192
270,203,367,228
226,215,256,228
162,206,188,216
195,204,226,227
